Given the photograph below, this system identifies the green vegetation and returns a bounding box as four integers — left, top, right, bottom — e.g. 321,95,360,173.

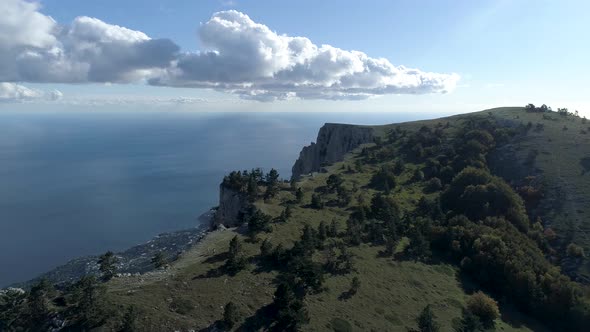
3,106,590,331
97,251,118,281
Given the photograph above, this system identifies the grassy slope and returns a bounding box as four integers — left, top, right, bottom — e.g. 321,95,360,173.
99,107,562,331
487,108,590,278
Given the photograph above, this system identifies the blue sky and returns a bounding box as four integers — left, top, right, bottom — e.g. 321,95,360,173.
1,0,589,114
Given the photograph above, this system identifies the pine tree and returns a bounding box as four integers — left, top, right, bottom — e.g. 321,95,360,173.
26,279,54,329
311,194,324,209
226,236,247,274
417,305,440,332
120,305,139,332
317,221,328,241
260,238,273,258
295,188,304,203
222,302,240,329
349,276,361,296
72,275,107,328
247,174,258,202
265,168,280,199
329,219,338,237
98,251,118,281
273,282,309,331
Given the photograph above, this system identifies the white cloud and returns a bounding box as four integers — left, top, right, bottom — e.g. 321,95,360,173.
150,11,460,101
0,1,459,102
0,0,56,49
0,0,179,85
0,82,62,102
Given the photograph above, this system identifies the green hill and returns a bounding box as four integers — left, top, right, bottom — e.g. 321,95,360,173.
2,106,590,331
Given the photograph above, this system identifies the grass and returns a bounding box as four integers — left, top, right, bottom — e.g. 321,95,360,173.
98,107,568,331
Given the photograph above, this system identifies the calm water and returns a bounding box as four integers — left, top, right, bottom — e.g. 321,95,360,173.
0,110,446,286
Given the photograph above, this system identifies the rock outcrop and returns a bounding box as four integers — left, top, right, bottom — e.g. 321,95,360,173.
211,185,249,228
291,123,374,180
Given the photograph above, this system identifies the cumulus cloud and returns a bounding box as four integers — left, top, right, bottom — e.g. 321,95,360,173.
1,1,459,102
0,0,179,85
0,82,62,102
151,11,460,100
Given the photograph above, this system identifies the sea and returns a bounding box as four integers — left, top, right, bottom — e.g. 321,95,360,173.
0,110,449,287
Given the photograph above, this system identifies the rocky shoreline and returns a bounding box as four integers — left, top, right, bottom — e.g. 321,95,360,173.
10,209,215,289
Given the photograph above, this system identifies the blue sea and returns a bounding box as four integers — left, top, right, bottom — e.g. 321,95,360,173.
0,110,448,286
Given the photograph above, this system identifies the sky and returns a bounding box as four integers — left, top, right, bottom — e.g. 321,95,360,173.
0,0,589,114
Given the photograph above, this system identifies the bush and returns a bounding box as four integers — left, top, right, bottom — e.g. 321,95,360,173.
330,318,352,332
466,291,500,327
567,243,585,258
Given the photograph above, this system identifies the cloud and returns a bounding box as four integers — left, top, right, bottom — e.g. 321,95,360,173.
151,11,460,100
0,1,459,102
0,82,62,102
0,1,179,85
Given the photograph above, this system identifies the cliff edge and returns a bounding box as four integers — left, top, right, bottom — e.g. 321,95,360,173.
291,123,374,180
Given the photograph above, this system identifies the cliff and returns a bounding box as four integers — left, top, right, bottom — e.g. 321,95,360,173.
291,123,374,180
211,184,249,228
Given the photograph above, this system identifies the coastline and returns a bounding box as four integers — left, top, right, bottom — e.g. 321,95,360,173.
9,209,216,289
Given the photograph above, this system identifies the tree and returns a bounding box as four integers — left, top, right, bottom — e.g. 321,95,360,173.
384,234,397,256
247,174,258,202
71,275,107,328
151,252,167,269
329,220,339,237
120,305,139,332
273,282,309,331
326,174,344,192
247,209,273,235
226,236,247,274
295,188,304,203
260,238,273,258
417,305,440,332
98,251,118,281
222,302,240,329
370,193,400,222
300,224,318,255
317,221,328,241
265,168,280,199
567,243,585,257
369,165,397,191
349,276,361,296
453,309,484,332
337,186,352,206
0,288,26,330
290,178,298,191
26,279,54,329
310,194,324,209
407,227,431,261
466,291,499,328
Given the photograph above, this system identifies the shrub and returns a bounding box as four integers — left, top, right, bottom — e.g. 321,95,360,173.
567,243,585,258
330,318,353,332
466,291,500,327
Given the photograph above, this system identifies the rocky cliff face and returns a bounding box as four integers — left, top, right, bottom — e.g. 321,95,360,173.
291,123,374,180
211,185,249,228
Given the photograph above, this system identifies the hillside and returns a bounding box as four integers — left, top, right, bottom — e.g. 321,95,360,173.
2,106,590,331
